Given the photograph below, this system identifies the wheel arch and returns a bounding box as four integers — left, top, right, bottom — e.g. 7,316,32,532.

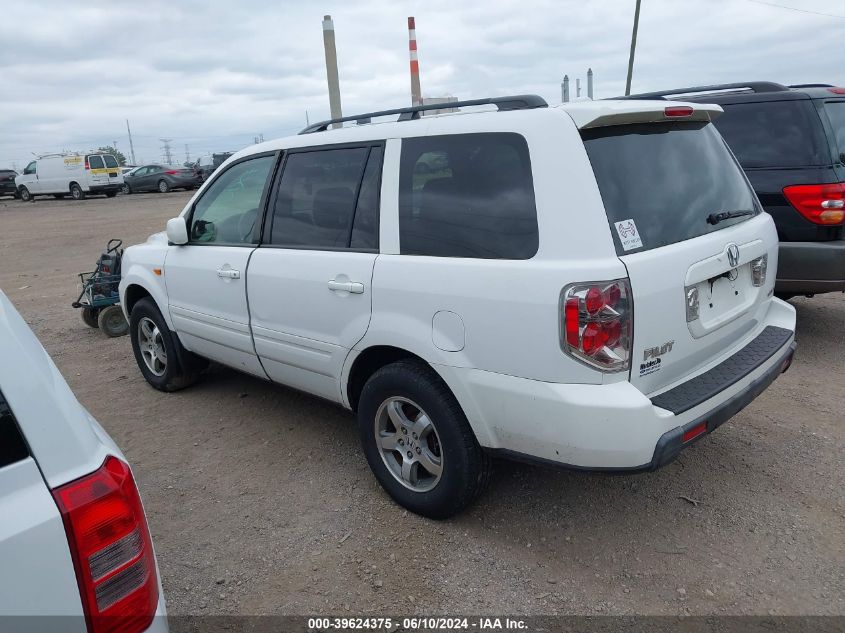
119,271,174,331
342,345,495,447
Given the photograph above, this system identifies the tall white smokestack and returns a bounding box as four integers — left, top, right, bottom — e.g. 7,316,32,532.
322,15,343,128
408,17,422,107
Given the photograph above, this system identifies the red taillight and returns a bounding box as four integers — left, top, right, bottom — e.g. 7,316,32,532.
84,159,90,170
165,170,180,175
561,279,632,372
683,422,707,443
664,106,694,118
52,456,158,633
783,183,845,225
828,87,845,95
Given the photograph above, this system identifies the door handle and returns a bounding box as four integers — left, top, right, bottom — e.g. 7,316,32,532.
327,280,364,294
217,268,240,279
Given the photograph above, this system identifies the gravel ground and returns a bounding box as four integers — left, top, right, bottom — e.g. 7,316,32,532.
1,192,843,617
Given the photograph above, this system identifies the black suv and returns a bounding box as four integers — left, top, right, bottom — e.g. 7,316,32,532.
624,82,845,298
0,170,18,198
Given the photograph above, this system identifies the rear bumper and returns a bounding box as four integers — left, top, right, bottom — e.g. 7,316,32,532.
168,176,202,188
775,240,845,294
89,184,121,194
441,300,796,471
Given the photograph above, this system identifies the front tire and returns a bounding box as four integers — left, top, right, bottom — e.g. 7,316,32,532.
19,187,32,202
121,183,131,195
98,305,128,337
105,191,117,198
70,183,85,200
129,297,201,391
158,179,170,193
357,360,491,519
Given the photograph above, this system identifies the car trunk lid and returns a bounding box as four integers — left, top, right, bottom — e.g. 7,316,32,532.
580,112,778,395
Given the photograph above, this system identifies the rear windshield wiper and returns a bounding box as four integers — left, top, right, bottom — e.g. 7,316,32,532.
707,209,756,225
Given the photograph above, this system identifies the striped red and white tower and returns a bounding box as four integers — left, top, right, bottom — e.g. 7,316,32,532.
408,16,422,107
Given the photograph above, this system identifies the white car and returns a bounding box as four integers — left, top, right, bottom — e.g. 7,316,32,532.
120,95,797,519
0,290,167,632
15,153,124,201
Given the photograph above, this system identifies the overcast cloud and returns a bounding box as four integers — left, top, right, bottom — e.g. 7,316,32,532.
1,0,842,169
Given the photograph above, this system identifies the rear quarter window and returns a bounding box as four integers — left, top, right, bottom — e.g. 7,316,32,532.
0,390,29,469
398,133,538,259
712,100,829,168
823,101,845,161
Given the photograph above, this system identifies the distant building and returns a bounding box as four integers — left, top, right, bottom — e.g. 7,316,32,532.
422,96,459,116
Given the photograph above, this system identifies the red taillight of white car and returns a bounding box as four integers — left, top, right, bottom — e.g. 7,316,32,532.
561,279,633,372
52,456,158,633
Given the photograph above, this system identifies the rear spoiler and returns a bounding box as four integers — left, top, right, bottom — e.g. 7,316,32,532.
561,100,723,130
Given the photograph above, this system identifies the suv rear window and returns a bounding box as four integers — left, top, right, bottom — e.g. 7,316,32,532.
399,133,538,259
824,101,845,162
711,101,828,168
582,122,759,255
0,390,29,469
88,155,104,169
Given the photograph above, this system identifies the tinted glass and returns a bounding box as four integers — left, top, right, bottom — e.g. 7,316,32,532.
190,155,274,244
103,155,119,168
824,101,845,161
270,147,369,248
350,146,383,249
0,390,29,469
23,162,36,175
88,155,104,169
399,133,538,259
713,101,828,168
582,122,759,255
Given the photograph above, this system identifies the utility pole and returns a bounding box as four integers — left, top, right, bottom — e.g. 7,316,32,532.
126,120,137,165
184,144,191,163
160,138,173,165
576,78,581,98
587,68,594,99
625,0,643,96
562,75,569,103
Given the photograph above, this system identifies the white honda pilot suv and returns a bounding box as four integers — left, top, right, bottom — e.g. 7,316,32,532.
120,95,797,519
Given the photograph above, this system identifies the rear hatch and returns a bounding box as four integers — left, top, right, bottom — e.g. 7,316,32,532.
581,114,778,395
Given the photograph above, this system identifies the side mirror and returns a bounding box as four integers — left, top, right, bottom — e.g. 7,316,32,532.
166,217,189,245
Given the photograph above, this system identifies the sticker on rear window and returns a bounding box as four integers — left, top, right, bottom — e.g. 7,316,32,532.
614,219,643,251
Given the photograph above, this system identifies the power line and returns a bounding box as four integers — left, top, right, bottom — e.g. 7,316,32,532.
745,0,845,19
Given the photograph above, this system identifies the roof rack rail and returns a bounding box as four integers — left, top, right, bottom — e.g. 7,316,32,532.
616,82,790,100
788,83,833,89
299,94,548,134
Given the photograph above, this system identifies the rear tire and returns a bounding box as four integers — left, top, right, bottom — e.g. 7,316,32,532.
98,305,128,337
129,297,202,391
70,183,85,200
158,179,170,193
19,187,31,202
81,307,100,328
357,360,491,519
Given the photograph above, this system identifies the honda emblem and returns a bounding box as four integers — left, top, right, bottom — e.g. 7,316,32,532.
726,243,740,268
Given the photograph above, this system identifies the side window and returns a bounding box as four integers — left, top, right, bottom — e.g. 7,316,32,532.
88,155,105,169
713,101,828,168
350,146,384,250
398,133,538,259
23,161,36,175
270,147,370,248
190,155,275,245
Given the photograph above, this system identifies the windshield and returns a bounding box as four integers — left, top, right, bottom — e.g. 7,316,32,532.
824,101,845,162
581,122,759,255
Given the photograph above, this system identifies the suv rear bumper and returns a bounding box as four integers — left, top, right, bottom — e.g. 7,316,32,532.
440,300,796,471
776,240,845,295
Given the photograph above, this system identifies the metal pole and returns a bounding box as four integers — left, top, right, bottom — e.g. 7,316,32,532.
562,75,569,103
576,78,581,98
322,15,343,128
587,68,594,99
126,120,137,165
625,0,642,96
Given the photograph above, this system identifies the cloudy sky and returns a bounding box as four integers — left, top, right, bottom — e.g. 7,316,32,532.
1,0,842,170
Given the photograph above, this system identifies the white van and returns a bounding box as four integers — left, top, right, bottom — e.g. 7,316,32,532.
15,153,124,201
